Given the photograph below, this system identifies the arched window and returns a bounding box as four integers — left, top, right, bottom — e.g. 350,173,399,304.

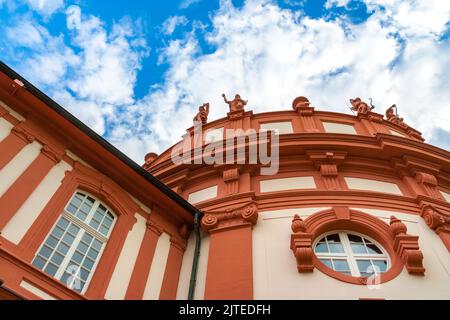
313,231,389,277
32,191,116,293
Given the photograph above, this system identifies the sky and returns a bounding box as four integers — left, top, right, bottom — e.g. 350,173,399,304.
0,0,449,164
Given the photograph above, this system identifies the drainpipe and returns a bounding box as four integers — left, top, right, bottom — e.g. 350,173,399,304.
187,210,203,300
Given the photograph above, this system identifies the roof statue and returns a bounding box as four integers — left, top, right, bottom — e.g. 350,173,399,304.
222,93,247,112
193,102,210,125
385,104,407,128
349,97,374,115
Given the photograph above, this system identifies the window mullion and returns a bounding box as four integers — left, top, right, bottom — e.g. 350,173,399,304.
340,232,360,277
55,228,84,281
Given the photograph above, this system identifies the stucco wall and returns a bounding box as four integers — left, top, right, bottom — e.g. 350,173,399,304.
0,117,13,142
105,213,147,300
253,207,450,299
2,160,72,244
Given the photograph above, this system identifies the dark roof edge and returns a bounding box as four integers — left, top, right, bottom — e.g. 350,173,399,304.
0,60,198,216
0,279,25,300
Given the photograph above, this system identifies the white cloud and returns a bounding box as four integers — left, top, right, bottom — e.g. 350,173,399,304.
162,15,189,35
109,0,449,163
1,0,449,163
179,0,202,9
24,0,64,16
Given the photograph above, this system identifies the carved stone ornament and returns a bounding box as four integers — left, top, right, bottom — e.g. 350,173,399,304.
385,104,408,128
290,214,314,272
421,205,450,251
389,216,425,275
201,202,258,232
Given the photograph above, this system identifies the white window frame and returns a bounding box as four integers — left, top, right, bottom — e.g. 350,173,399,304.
33,190,117,294
313,230,390,277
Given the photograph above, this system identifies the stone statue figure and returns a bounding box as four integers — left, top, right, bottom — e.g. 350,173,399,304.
385,104,406,127
222,93,247,112
350,97,373,115
193,102,210,125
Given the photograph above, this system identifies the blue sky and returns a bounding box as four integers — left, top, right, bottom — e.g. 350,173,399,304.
0,0,449,163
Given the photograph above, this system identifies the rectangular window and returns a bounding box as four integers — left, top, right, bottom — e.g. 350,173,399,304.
322,122,357,134
188,185,218,204
260,176,316,193
260,121,293,134
344,177,402,195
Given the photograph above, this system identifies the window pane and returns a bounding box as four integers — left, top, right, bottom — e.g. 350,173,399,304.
68,224,80,236
63,233,75,245
326,234,340,243
356,259,372,274
333,259,350,272
80,268,89,281
66,204,78,214
44,263,58,276
366,244,383,254
315,243,328,253
320,259,333,268
103,216,113,228
57,217,70,229
351,243,367,254
50,252,64,266
328,243,344,253
87,248,99,260
83,258,94,270
76,211,87,221
89,219,100,229
372,260,388,272
71,195,82,207
32,256,46,269
52,226,64,238
99,225,109,236
57,242,69,255
78,241,88,254
72,251,83,264
39,245,52,259
46,236,59,248
348,234,363,243
82,233,93,245
92,239,102,251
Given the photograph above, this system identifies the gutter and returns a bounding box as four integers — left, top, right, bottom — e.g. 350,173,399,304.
0,60,198,217
188,210,203,300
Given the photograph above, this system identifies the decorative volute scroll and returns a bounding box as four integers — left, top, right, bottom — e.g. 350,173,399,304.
290,214,314,272
389,216,426,275
201,202,258,232
421,205,450,251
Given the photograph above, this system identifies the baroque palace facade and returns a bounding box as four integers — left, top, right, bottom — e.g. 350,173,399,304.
0,61,449,300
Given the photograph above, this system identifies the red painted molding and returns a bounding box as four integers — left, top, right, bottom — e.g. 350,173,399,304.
288,207,419,285
420,204,450,252
201,202,258,232
0,145,62,230
159,238,185,300
389,216,425,274
124,218,162,300
0,123,35,170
